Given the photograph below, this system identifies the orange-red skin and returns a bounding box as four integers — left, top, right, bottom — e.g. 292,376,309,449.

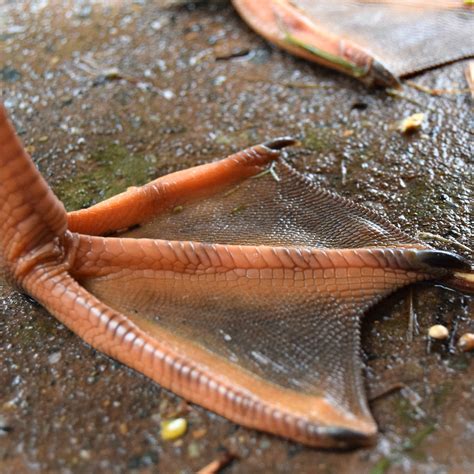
1,103,470,448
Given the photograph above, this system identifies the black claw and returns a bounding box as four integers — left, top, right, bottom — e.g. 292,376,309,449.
262,137,298,151
370,58,401,89
415,250,472,271
320,426,375,449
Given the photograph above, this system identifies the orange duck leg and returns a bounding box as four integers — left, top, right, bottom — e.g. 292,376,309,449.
0,103,471,448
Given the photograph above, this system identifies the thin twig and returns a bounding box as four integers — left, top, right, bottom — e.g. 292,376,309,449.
406,80,470,96
197,452,236,474
386,88,435,112
407,288,418,343
223,184,241,197
465,62,474,99
252,162,281,182
237,74,332,90
341,159,347,186
417,232,471,253
369,382,405,402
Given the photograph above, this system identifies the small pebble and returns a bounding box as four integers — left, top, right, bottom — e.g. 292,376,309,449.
187,440,201,458
160,418,187,441
151,413,161,423
458,333,474,352
48,351,61,364
161,89,175,100
79,449,91,460
428,324,449,340
151,20,163,31
213,75,226,86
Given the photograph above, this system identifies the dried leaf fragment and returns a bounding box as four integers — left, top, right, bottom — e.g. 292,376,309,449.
398,113,425,134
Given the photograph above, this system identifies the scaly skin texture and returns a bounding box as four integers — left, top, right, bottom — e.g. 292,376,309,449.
0,103,471,448
67,139,287,236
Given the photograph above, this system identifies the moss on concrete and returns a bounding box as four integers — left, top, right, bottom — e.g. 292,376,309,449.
55,143,159,211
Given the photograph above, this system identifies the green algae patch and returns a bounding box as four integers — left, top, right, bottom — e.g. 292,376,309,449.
302,127,335,153
447,353,470,372
370,457,391,474
396,396,419,424
54,143,159,211
432,381,453,408
370,423,436,474
403,424,436,459
301,126,347,155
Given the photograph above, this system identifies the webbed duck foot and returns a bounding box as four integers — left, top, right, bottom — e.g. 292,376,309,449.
0,103,471,448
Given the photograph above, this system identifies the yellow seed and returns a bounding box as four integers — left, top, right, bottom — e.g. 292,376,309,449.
428,324,449,340
160,418,187,441
458,333,474,352
398,113,425,133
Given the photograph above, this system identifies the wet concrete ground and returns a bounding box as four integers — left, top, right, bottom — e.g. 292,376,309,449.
0,1,472,472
